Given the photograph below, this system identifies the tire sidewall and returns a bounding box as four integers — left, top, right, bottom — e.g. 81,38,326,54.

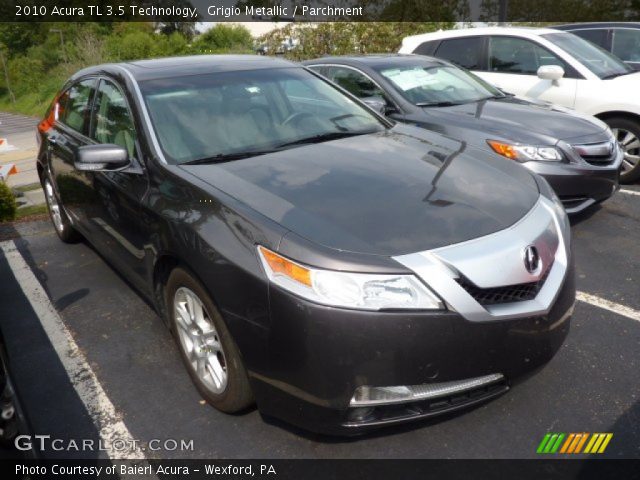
606,117,640,183
42,173,79,243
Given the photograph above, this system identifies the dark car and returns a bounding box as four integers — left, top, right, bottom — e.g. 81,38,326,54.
304,55,621,214
554,23,640,70
37,55,574,435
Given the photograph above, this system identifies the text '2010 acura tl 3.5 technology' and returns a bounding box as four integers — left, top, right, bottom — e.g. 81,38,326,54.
37,56,575,435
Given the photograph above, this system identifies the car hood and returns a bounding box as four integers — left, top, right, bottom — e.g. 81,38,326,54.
421,97,607,144
182,125,540,257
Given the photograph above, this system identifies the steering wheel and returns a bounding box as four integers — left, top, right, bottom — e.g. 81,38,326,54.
282,112,314,126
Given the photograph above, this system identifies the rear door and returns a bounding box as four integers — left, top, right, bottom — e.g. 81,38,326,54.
49,77,98,232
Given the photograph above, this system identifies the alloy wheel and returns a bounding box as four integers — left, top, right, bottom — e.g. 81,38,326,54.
173,287,228,394
612,127,640,174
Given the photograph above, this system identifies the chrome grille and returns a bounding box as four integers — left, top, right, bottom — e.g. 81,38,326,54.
456,263,553,306
571,140,616,166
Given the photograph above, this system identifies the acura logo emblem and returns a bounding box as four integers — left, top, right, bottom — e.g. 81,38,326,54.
524,245,540,274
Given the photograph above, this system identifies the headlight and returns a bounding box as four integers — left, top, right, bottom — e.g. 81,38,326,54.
257,246,444,311
487,140,563,162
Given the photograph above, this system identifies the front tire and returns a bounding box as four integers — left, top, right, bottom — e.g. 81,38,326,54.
605,117,640,183
166,267,253,413
43,177,80,243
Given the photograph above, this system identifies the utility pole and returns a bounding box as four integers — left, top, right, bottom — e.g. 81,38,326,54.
50,28,68,63
0,46,15,104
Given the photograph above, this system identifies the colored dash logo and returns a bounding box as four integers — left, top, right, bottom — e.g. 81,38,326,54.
537,433,613,454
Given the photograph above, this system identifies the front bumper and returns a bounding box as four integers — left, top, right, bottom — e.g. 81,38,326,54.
524,153,621,214
250,260,575,435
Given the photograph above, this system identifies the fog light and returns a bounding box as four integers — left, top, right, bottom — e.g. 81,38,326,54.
347,407,376,423
350,373,504,407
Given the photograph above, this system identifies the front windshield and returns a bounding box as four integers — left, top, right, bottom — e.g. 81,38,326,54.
140,67,385,164
377,64,503,106
542,32,633,79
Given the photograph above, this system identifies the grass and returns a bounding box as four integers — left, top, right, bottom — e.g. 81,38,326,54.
15,203,47,220
14,182,41,193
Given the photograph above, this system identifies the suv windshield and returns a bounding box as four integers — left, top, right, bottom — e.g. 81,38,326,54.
140,67,385,164
377,64,503,106
542,32,633,79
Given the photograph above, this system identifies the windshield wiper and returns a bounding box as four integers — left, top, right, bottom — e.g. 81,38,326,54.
276,130,372,148
416,101,463,107
180,149,278,165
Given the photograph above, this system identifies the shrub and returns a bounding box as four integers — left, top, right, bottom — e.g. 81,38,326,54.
0,181,17,222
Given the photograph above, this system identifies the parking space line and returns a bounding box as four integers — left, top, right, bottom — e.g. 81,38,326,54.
577,291,640,322
619,189,640,197
0,240,148,462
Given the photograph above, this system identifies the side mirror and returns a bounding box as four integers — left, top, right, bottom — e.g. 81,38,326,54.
75,144,130,172
362,96,388,115
537,65,564,84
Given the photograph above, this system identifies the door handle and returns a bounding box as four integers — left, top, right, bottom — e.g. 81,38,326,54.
48,135,58,146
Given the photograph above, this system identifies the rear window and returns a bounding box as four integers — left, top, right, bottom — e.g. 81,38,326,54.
435,37,484,70
59,78,96,135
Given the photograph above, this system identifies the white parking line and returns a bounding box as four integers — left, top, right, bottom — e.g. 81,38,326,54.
0,240,147,462
619,189,640,197
577,291,640,322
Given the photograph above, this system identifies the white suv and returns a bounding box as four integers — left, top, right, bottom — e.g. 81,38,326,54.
400,26,640,182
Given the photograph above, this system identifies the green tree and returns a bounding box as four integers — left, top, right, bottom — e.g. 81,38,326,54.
259,22,454,61
192,24,254,53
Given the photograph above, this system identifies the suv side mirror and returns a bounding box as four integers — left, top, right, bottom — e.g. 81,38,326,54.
537,65,565,84
75,144,130,172
362,96,389,115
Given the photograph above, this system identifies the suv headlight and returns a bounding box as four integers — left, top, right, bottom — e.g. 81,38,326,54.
257,246,444,311
488,140,563,162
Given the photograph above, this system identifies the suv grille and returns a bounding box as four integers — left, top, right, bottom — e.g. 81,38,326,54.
571,140,616,166
456,264,553,306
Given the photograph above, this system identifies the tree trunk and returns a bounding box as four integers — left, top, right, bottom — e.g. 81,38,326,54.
0,49,16,104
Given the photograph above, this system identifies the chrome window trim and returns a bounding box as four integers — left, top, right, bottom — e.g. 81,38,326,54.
394,196,569,322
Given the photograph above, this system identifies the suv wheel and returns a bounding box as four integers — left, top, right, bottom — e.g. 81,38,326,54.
166,267,254,413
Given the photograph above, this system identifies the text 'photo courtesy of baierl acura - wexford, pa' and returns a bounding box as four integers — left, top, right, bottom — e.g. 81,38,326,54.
0,1,639,480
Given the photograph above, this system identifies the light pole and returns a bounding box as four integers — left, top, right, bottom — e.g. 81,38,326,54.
50,28,68,63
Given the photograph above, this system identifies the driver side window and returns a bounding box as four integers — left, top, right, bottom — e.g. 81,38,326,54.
91,79,137,158
489,37,566,75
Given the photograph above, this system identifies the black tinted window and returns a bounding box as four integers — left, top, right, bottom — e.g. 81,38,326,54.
414,40,439,56
92,80,137,158
435,38,483,70
60,78,96,134
489,37,565,74
325,66,385,99
612,29,640,62
571,29,608,49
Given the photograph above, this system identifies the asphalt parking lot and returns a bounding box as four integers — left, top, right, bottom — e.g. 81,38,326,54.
0,184,638,461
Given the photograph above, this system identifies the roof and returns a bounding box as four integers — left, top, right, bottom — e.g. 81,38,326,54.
553,22,640,30
72,55,298,82
303,54,446,69
402,26,561,44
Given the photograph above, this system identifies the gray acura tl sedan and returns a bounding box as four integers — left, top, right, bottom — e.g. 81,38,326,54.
304,54,622,214
37,55,574,435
